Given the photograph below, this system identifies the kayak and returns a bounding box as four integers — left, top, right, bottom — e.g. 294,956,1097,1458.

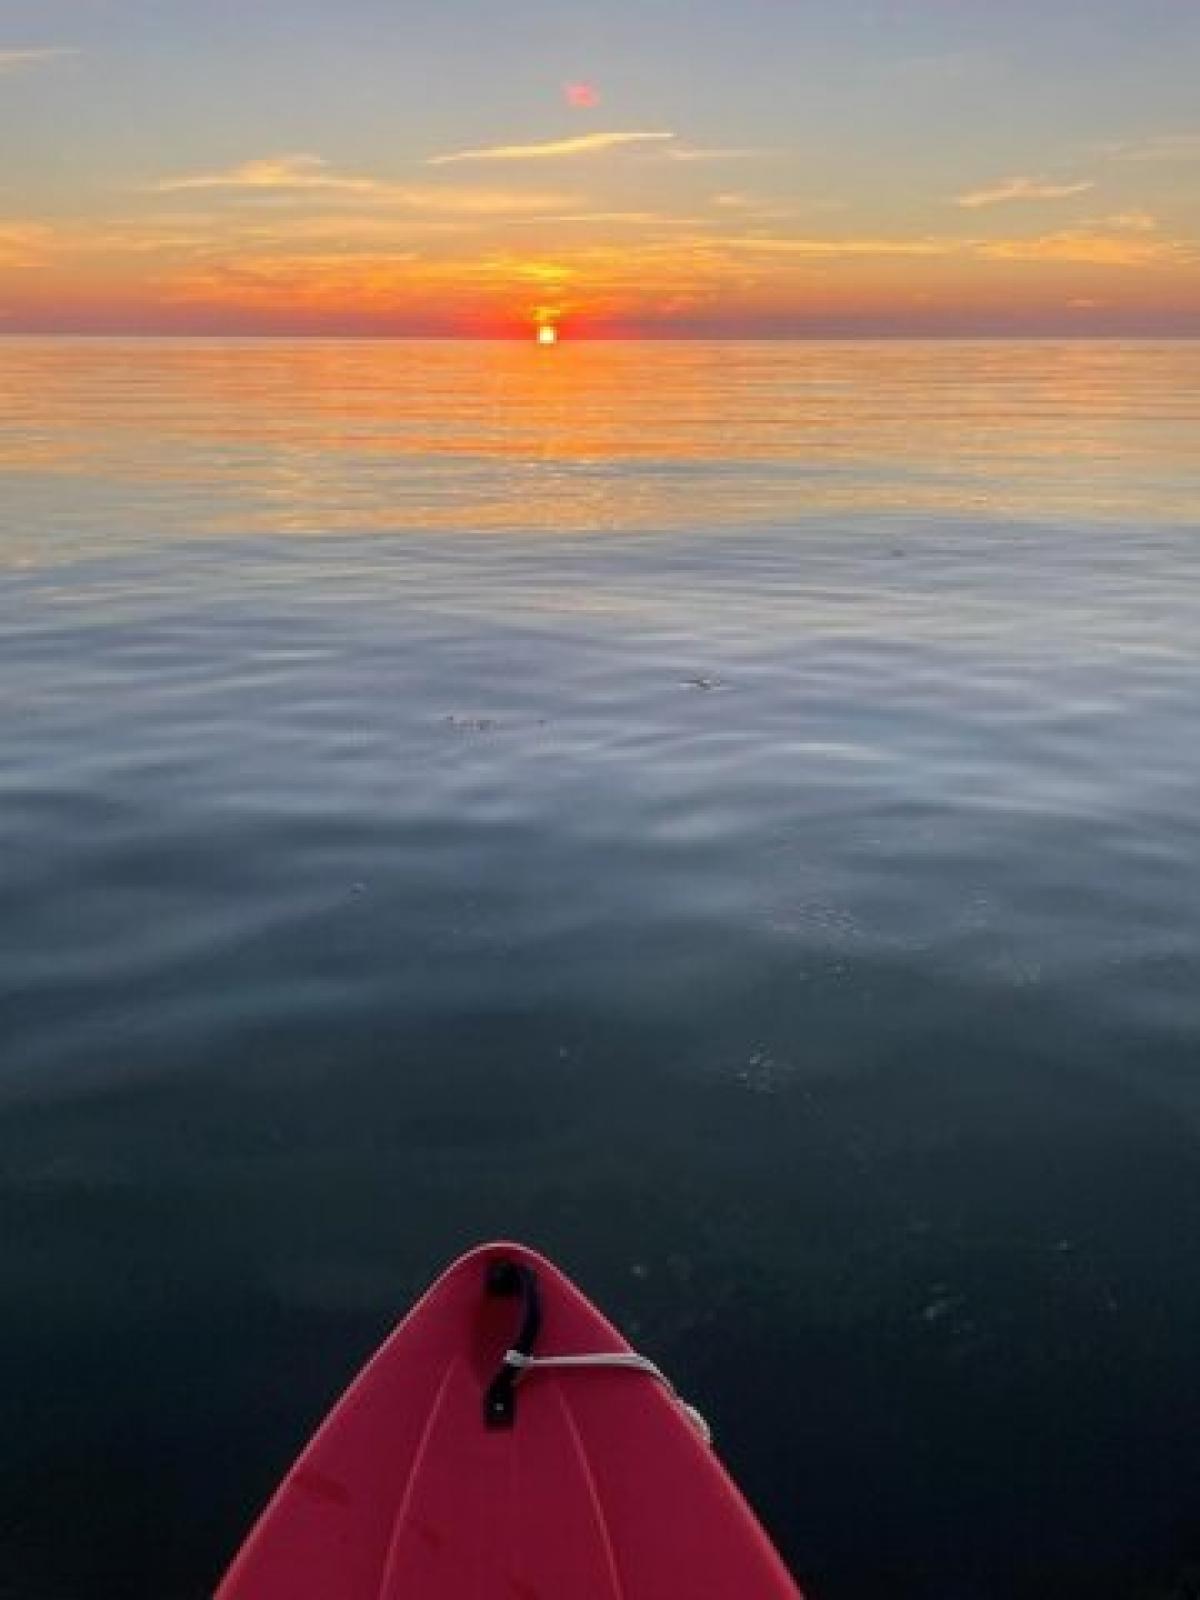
217,1240,801,1598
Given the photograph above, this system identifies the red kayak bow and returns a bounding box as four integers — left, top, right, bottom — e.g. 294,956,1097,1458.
218,1241,801,1599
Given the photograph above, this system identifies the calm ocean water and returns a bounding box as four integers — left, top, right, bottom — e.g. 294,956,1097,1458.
3,338,1200,1599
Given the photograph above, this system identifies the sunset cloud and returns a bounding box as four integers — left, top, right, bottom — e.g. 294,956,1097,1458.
54,204,1198,337
723,234,959,258
155,155,376,195
159,253,424,313
152,156,572,214
1102,132,1200,163
0,46,76,72
428,130,675,164
1099,210,1158,232
535,211,699,227
185,251,418,280
0,222,53,266
975,229,1189,266
956,175,1095,208
212,214,480,246
663,146,766,163
714,226,1194,269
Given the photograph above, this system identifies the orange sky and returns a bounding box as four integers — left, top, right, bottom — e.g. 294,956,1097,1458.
2,3,1199,335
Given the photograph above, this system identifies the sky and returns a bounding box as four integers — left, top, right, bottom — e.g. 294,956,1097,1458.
1,0,1198,336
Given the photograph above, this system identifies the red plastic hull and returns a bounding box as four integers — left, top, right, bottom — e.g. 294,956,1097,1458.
218,1241,801,1599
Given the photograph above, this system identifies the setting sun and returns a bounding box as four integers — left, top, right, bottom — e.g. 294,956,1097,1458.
537,324,558,345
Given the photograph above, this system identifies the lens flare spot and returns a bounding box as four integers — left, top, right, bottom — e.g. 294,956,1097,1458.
564,81,601,109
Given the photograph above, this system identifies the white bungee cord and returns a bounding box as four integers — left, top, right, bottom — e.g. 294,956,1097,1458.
502,1347,713,1446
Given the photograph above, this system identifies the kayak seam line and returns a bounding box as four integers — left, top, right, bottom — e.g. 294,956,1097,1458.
378,1355,461,1592
552,1380,628,1600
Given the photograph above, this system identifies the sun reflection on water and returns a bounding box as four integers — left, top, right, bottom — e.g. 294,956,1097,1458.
0,339,1197,563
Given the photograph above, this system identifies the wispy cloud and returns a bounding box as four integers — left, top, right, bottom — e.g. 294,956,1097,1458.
428,130,675,164
533,211,702,228
0,222,54,266
151,155,572,214
975,229,1190,266
714,225,1193,268
707,193,804,222
0,46,76,72
722,234,960,258
160,252,423,312
956,175,1095,208
155,155,377,195
1098,210,1158,232
216,214,479,246
1101,132,1200,163
71,225,218,256
663,146,766,163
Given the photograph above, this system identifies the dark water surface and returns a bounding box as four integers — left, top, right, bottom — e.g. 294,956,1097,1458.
3,339,1200,1598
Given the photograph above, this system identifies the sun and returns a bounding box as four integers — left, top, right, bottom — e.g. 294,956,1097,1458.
537,324,558,345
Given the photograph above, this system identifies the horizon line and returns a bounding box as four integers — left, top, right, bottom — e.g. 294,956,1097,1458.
1,331,1198,343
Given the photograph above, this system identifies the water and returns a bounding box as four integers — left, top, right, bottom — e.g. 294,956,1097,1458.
3,339,1200,1599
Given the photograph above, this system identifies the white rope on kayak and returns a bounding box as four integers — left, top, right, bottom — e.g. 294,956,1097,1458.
503,1348,713,1446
